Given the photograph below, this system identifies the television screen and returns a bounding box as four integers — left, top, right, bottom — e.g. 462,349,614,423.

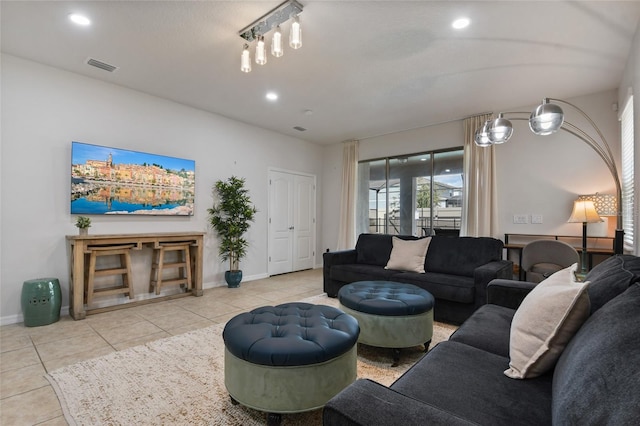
71,141,195,215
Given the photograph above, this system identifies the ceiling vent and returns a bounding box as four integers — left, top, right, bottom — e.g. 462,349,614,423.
293,126,307,132
86,58,118,72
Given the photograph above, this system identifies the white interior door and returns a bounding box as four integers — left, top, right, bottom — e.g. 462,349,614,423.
268,169,316,275
293,174,315,271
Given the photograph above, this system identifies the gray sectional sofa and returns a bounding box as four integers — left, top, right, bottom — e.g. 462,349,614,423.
323,254,640,426
323,233,513,324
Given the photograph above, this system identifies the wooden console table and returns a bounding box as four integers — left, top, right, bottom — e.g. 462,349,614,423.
66,232,205,320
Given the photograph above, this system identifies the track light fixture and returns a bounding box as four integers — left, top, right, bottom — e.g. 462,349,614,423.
238,0,303,73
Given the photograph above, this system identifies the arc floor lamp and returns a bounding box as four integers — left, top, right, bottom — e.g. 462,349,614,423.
474,98,624,255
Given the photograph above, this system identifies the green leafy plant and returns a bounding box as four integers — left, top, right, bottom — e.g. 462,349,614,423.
207,176,258,271
75,216,92,229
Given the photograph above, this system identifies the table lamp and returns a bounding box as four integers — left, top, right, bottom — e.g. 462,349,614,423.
568,200,602,274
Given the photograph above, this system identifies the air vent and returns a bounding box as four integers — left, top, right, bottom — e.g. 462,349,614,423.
293,126,307,132
86,58,118,72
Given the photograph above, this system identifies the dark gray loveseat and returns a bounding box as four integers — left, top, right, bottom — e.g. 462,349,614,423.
323,255,640,426
323,233,513,324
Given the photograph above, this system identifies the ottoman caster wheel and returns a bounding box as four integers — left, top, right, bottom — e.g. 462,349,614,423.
229,396,239,405
391,348,401,367
267,412,282,426
424,339,432,352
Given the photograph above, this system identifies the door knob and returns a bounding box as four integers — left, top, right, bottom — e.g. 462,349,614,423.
289,226,294,230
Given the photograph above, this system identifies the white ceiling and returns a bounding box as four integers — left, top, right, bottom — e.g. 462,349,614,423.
2,1,639,145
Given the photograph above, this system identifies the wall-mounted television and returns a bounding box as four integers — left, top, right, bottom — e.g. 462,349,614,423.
71,142,195,215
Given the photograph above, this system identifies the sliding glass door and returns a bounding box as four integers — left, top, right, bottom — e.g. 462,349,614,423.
357,148,463,237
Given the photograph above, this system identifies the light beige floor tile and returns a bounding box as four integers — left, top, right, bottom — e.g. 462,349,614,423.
133,302,192,320
0,362,49,398
0,346,40,373
85,310,146,332
95,320,164,345
35,333,110,363
0,386,62,425
147,310,209,330
112,331,171,350
28,319,96,346
42,345,116,373
0,323,30,340
165,320,217,336
38,416,69,426
0,333,33,353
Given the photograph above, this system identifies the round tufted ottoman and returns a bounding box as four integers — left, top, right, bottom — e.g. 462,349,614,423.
222,302,359,425
338,281,434,366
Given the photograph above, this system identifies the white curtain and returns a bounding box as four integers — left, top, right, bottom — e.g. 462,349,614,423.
337,140,359,249
461,114,499,238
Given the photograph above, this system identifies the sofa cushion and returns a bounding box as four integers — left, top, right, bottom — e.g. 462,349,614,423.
552,282,640,425
449,304,515,358
585,254,640,313
391,271,475,303
330,264,398,284
391,341,553,426
355,234,421,266
385,236,431,273
505,264,590,379
425,236,503,277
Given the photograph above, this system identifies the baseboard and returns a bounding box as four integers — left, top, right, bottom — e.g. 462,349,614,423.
1,305,71,326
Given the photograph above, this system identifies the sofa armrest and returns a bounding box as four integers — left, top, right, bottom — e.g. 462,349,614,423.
473,260,513,308
323,379,477,426
486,279,537,309
323,249,358,297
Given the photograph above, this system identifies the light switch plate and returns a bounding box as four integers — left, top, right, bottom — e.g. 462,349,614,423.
531,214,543,224
513,214,529,224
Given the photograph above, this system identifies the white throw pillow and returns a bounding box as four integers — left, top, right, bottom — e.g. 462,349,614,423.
384,237,431,273
504,263,590,379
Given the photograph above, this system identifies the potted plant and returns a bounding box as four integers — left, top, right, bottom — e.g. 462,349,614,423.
208,176,258,288
75,216,91,235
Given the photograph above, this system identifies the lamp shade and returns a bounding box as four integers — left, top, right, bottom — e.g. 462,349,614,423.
567,200,603,224
487,115,513,144
529,100,564,135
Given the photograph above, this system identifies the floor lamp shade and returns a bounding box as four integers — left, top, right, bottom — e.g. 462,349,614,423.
568,200,602,274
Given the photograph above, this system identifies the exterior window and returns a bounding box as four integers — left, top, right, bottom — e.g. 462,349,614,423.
620,95,634,252
357,148,464,237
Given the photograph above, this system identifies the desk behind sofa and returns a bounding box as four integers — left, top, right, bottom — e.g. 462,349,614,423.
504,233,614,280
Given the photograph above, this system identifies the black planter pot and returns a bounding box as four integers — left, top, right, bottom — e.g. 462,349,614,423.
225,270,243,288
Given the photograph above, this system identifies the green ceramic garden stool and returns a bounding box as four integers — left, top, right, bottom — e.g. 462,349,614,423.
21,278,62,327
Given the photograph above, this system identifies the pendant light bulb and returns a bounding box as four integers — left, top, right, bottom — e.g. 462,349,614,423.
289,15,301,49
271,26,284,57
256,35,267,65
240,44,251,73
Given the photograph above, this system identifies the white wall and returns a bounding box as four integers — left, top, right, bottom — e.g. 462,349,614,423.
0,54,324,324
321,90,622,254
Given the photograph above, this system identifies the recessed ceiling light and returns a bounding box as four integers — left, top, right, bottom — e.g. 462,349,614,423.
69,13,91,26
452,18,470,30
266,92,278,101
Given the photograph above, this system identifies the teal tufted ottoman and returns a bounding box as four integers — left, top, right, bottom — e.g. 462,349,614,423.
338,281,434,366
222,302,359,425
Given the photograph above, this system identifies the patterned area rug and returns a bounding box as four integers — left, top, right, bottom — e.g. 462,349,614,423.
47,294,457,425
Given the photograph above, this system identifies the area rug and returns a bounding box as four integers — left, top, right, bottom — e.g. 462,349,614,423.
47,294,457,425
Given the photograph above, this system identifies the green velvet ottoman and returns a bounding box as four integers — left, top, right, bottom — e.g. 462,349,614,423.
222,302,359,426
338,281,434,366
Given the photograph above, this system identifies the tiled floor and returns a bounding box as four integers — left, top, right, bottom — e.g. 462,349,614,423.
0,268,324,425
